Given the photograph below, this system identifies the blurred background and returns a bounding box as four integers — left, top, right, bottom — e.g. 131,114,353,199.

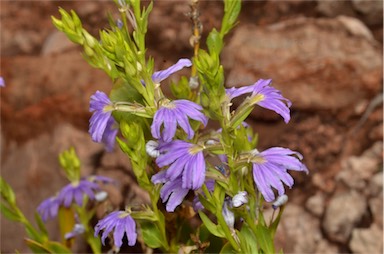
0,1,382,253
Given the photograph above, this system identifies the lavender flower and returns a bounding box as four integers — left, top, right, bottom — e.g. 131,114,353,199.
156,140,206,190
89,91,118,151
152,58,192,84
226,79,292,123
151,100,208,142
57,180,101,207
251,147,308,202
37,197,60,222
152,171,189,212
94,211,137,247
0,77,5,87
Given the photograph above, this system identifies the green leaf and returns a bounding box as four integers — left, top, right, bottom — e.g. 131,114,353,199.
44,241,72,253
25,238,72,254
139,221,164,249
0,176,16,205
25,224,44,242
198,211,225,238
239,224,258,253
254,223,275,254
270,205,285,236
25,238,51,253
0,203,20,222
35,213,48,237
207,29,223,55
197,194,216,213
220,241,236,254
170,76,191,100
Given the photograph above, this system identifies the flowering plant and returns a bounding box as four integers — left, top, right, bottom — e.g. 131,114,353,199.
0,0,308,253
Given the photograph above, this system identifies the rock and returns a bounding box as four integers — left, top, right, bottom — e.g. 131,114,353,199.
222,17,382,113
275,204,324,253
349,224,383,254
368,171,383,197
336,16,375,41
323,190,367,243
369,194,383,228
316,1,355,18
1,51,111,142
305,192,325,217
351,0,383,26
336,141,383,190
314,239,339,254
13,30,43,54
42,31,78,55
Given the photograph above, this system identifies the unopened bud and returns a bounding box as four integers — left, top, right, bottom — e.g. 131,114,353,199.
95,191,108,202
272,194,288,209
189,76,199,89
64,223,85,239
232,191,248,208
222,199,234,229
146,140,160,158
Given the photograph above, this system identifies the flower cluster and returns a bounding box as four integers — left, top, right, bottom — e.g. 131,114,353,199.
37,176,114,222
87,57,308,249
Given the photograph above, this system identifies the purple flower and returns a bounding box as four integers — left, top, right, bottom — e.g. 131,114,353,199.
88,175,116,185
57,180,100,207
37,197,60,222
0,77,5,87
94,211,137,247
152,171,189,212
156,140,206,190
151,100,208,142
226,79,292,123
251,147,308,202
89,91,118,151
152,58,192,84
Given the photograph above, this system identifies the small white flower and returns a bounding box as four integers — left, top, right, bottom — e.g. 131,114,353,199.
146,140,160,158
232,191,248,208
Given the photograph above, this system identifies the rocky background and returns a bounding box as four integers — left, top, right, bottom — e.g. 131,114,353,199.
0,1,383,253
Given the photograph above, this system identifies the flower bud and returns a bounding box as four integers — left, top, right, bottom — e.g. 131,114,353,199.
272,194,288,209
95,191,109,202
232,191,248,208
146,140,160,158
222,199,234,229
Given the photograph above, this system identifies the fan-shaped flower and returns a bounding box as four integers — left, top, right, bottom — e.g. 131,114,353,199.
94,211,137,248
89,91,118,151
151,58,192,84
37,196,60,222
226,79,292,123
57,180,101,207
251,147,308,202
155,140,206,190
152,171,189,212
151,100,208,142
